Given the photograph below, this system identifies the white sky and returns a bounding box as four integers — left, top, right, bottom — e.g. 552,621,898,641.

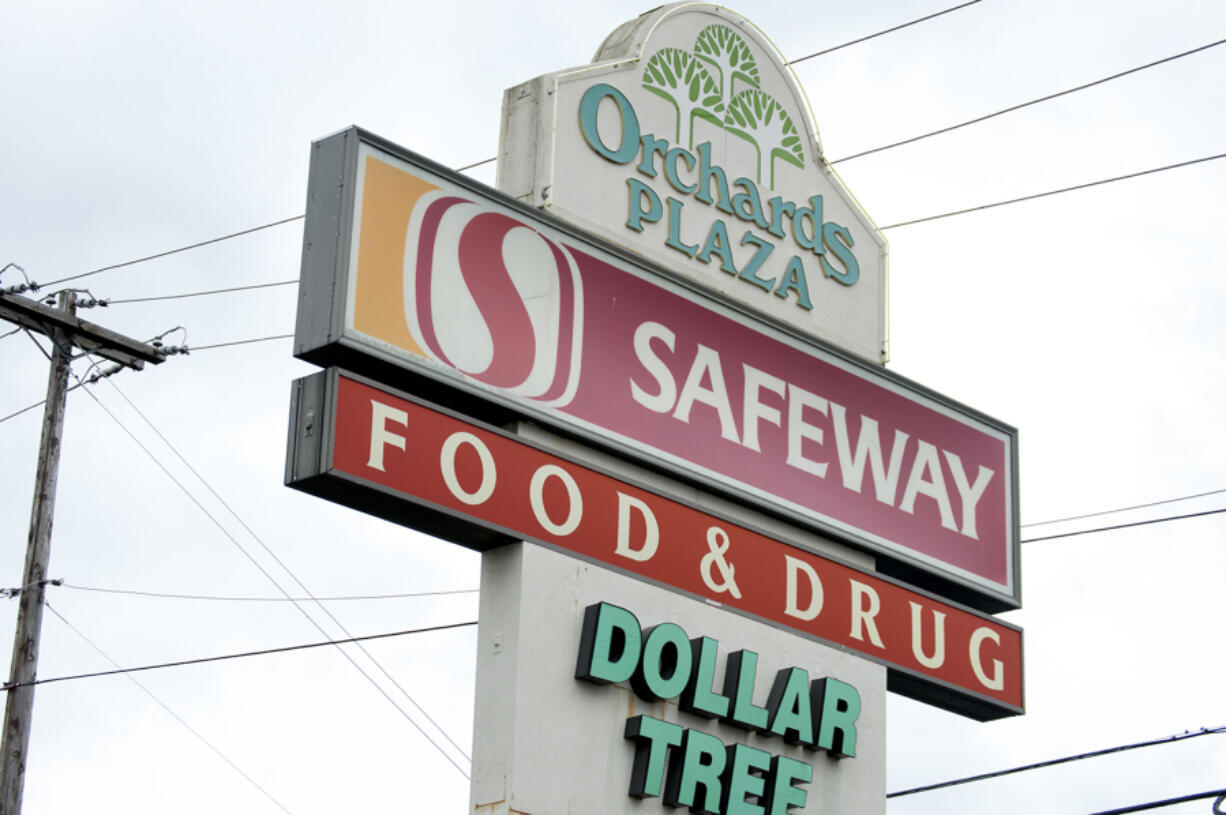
1,1,1224,813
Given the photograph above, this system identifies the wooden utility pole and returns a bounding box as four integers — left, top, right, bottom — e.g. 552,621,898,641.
0,290,163,815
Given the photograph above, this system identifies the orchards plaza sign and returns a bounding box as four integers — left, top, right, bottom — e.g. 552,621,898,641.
500,4,888,363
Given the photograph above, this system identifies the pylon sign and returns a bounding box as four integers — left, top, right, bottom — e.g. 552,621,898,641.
288,6,1024,813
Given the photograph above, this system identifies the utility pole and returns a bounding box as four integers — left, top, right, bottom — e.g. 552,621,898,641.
0,289,164,815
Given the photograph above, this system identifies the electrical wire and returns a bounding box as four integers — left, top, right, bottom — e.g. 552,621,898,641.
1021,507,1226,543
190,333,293,351
108,279,297,304
887,725,1226,798
788,0,982,65
879,151,1226,229
1090,790,1226,815
43,601,296,814
74,372,472,779
830,37,1226,163
55,582,479,603
1023,487,1226,528
39,215,305,288
7,615,478,691
96,371,475,769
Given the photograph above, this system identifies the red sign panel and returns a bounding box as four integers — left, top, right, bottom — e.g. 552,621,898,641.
294,131,1020,611
287,370,1023,720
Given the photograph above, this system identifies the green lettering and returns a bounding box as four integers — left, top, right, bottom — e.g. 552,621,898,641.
791,196,825,255
578,83,639,165
738,232,776,292
694,142,734,215
696,220,738,276
638,134,669,178
724,743,771,815
765,755,812,815
666,198,699,258
680,637,730,719
665,146,698,194
575,602,641,684
774,256,814,310
813,677,861,758
664,729,726,813
766,667,814,745
821,223,860,286
767,196,796,240
721,649,770,731
631,622,693,702
624,715,684,798
731,178,770,229
626,178,663,233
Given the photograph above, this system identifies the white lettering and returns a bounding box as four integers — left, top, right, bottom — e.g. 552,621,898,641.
439,432,497,506
615,492,658,561
848,580,884,648
741,365,787,452
899,441,958,533
366,400,408,472
908,602,947,669
529,464,583,536
785,384,829,478
831,403,909,504
969,627,1005,691
783,555,824,621
630,321,677,413
943,451,995,539
673,344,740,443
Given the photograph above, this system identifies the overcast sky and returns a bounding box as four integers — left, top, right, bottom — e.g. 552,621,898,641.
2,1,1224,813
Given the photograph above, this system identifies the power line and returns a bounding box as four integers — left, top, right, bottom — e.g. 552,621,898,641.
76,371,472,779
98,372,476,768
879,151,1226,229
1090,790,1226,815
40,215,306,288
43,601,296,814
1023,487,1226,528
788,0,982,65
888,725,1226,798
7,615,477,691
831,36,1226,163
108,279,297,304
1022,507,1226,543
190,333,293,351
54,582,480,603
448,2,986,173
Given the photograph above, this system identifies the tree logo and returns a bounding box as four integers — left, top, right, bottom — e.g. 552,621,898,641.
642,24,804,187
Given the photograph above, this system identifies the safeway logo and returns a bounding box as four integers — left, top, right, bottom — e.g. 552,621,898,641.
403,191,584,408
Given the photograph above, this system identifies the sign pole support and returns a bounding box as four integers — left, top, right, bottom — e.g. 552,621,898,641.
0,290,163,815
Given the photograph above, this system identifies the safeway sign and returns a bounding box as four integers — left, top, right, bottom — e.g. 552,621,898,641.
293,128,1019,612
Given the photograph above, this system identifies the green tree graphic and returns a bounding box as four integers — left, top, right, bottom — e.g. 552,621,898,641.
724,89,805,186
693,24,760,103
642,47,724,148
